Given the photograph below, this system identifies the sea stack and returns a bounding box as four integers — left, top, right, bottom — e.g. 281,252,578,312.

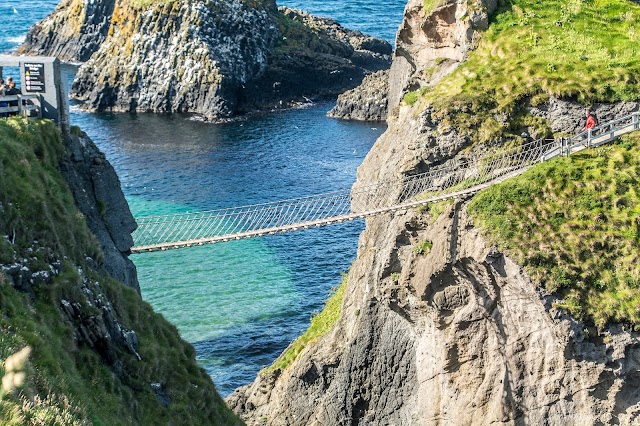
19,0,392,119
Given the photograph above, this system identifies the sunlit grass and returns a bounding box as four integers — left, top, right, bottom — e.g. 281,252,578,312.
417,0,640,146
266,275,347,374
469,132,640,329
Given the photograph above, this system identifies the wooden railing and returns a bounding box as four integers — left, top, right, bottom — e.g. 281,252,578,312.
0,94,42,118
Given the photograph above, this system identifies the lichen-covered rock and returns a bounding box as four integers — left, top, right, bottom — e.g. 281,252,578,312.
18,0,117,62
20,0,391,119
69,0,278,119
388,0,497,111
327,70,389,122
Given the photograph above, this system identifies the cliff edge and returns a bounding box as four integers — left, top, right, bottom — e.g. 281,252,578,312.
228,0,640,424
0,118,239,424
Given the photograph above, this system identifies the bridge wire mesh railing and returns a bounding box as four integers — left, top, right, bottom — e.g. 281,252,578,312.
132,112,639,251
132,137,560,251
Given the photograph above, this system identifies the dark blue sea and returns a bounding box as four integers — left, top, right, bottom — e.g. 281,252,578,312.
0,0,405,395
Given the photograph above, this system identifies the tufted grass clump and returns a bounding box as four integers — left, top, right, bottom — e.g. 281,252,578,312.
266,275,347,374
414,240,433,256
420,0,640,146
468,132,640,329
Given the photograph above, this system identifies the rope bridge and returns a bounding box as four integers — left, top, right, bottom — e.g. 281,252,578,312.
131,112,640,253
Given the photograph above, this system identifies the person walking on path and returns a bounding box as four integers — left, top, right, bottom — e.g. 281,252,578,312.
585,110,597,131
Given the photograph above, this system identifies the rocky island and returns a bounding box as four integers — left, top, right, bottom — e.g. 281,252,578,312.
19,0,391,120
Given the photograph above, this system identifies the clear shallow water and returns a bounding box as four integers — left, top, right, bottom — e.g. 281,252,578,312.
2,0,404,395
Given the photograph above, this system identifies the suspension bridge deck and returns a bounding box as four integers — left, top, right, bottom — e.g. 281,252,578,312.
131,112,640,253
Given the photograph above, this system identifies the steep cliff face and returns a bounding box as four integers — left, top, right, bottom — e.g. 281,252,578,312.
20,0,391,119
61,128,139,292
388,0,497,111
228,1,640,424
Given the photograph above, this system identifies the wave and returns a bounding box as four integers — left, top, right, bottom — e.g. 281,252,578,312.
6,35,25,44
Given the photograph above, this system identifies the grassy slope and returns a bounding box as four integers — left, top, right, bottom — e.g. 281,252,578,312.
410,0,640,146
469,133,640,328
266,276,347,374
404,0,640,328
0,118,239,425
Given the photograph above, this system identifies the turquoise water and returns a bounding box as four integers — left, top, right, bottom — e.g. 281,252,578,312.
1,0,405,395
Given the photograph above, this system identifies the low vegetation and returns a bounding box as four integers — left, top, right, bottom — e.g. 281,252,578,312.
0,118,238,425
266,275,347,374
416,0,640,146
469,133,640,329
414,240,433,256
417,200,452,223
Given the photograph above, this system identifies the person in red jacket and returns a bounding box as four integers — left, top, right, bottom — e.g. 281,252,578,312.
585,111,597,131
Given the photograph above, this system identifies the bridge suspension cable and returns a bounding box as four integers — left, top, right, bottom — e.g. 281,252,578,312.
131,112,640,253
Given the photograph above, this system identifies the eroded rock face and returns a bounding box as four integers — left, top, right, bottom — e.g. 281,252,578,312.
18,0,116,62
388,0,497,111
327,70,389,122
60,130,139,292
20,0,391,119
228,193,640,425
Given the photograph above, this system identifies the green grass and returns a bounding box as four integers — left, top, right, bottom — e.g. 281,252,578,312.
266,275,347,374
0,118,239,425
417,200,453,223
414,240,433,255
420,0,640,146
403,91,419,106
468,132,640,329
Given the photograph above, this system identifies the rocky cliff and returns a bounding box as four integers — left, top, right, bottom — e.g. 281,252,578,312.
0,119,239,424
228,101,640,426
228,0,640,424
61,127,139,292
19,0,391,120
328,0,497,122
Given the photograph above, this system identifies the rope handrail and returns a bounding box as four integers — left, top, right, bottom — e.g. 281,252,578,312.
131,111,639,253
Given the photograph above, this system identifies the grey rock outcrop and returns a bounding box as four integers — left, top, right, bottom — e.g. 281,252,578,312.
60,130,139,292
327,70,389,122
18,0,116,62
528,97,640,134
20,0,391,120
227,1,640,421
388,0,497,111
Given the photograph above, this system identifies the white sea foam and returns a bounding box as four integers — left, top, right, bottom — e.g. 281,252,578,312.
6,35,26,44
